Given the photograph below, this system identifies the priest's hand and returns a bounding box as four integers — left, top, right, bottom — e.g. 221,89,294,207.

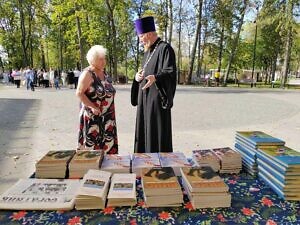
142,75,156,90
135,70,144,82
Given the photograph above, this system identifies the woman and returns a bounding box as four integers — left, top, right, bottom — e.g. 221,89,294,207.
76,45,118,154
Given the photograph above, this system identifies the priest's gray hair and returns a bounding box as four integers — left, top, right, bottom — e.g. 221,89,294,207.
86,45,107,65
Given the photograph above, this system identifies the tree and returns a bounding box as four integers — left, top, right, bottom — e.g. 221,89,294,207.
186,0,203,84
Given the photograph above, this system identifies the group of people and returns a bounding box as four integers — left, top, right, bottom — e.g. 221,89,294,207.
3,68,81,90
76,16,177,155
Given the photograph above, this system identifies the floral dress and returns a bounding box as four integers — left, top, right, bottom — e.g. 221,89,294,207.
78,69,118,154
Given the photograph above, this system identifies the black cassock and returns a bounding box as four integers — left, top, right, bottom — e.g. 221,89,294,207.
131,38,177,153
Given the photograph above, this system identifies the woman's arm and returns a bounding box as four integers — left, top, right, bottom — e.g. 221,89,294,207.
76,71,100,115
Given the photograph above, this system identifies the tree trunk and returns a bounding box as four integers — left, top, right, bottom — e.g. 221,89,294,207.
177,0,183,84
199,23,208,77
18,0,29,67
106,0,118,82
217,19,225,73
223,0,248,86
186,0,203,84
281,0,294,88
41,41,46,70
74,3,85,70
167,0,173,44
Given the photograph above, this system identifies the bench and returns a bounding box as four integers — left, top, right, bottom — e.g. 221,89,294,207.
237,78,256,87
287,79,300,88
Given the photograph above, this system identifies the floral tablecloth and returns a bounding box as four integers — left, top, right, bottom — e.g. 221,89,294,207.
0,173,299,225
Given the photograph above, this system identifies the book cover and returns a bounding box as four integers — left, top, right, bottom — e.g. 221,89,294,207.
159,152,191,167
236,131,285,146
0,179,80,210
70,151,103,163
192,149,220,161
258,146,300,168
181,167,227,190
132,153,161,167
107,173,136,199
37,150,76,164
211,147,241,160
77,170,111,197
142,167,180,189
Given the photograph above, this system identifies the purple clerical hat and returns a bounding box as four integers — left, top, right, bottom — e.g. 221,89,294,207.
134,16,156,35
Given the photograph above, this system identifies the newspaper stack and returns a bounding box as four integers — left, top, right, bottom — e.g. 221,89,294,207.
35,150,76,178
181,167,231,209
75,169,111,210
132,153,161,176
141,167,183,207
192,149,220,172
69,150,104,178
101,154,131,174
211,147,242,174
107,173,136,207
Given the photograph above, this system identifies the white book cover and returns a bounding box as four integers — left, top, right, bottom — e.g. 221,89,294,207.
77,170,111,198
101,155,131,170
107,173,136,199
159,152,191,167
132,153,161,168
0,179,80,210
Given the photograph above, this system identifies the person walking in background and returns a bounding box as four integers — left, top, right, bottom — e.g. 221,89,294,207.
12,69,21,88
61,70,67,87
49,68,55,88
43,69,49,88
74,68,81,89
54,69,60,90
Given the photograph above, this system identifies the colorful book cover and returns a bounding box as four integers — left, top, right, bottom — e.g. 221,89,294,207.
159,152,191,167
236,131,285,146
211,147,240,160
132,153,161,167
142,167,180,189
258,146,300,167
192,149,220,162
38,150,76,164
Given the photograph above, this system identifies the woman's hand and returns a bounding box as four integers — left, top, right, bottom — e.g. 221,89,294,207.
91,107,101,115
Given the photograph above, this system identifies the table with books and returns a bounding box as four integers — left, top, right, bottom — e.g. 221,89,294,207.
0,131,300,225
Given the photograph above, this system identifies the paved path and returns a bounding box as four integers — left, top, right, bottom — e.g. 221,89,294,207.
0,84,300,193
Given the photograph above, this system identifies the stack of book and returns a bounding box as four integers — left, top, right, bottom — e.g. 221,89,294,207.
100,154,131,173
75,169,111,210
192,149,220,172
181,167,231,209
69,151,104,179
35,150,76,178
132,153,161,176
141,167,183,207
0,178,80,210
107,173,136,207
257,145,300,201
159,152,191,176
211,147,242,174
235,131,285,175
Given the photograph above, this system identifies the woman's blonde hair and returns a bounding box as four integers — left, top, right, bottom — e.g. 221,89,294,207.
86,45,107,65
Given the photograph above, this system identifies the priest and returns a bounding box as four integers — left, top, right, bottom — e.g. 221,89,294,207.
131,16,177,153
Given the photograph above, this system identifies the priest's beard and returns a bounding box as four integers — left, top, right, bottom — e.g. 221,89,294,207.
143,40,152,52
